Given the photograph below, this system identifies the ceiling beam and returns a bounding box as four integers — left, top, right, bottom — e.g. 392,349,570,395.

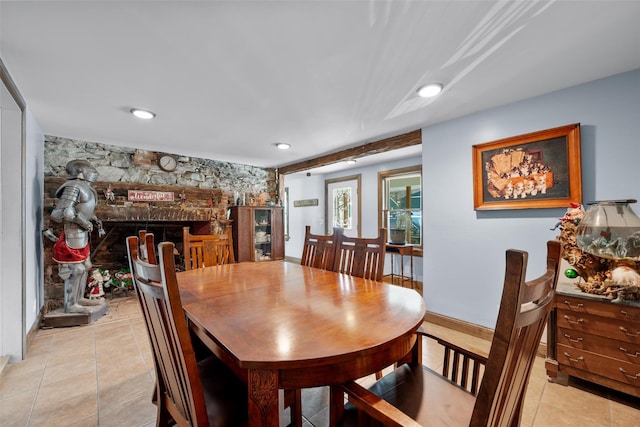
277,129,422,175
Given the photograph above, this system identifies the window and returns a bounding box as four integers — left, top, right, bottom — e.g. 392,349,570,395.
332,187,352,229
379,166,422,246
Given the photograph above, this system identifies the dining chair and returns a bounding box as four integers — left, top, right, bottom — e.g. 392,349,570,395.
300,225,343,270
330,240,562,427
183,226,235,270
125,236,248,427
138,230,157,264
333,228,387,281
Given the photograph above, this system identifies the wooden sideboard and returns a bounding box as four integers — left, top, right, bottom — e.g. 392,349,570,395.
546,282,640,398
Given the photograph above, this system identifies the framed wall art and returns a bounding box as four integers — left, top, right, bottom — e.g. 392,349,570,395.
472,123,582,210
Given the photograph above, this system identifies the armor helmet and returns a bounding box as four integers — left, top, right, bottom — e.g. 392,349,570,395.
65,159,99,182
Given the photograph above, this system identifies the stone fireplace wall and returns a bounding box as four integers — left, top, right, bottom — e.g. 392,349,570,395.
43,136,278,312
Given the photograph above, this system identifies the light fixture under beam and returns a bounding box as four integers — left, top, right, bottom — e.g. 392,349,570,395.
276,143,291,150
417,83,443,98
130,108,156,119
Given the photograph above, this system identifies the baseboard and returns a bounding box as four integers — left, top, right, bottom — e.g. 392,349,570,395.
27,310,44,349
424,311,547,358
0,355,9,377
424,311,494,341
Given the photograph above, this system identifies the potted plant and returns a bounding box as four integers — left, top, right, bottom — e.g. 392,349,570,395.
389,211,411,244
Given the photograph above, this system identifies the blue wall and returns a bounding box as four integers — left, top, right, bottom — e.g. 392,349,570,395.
423,69,640,327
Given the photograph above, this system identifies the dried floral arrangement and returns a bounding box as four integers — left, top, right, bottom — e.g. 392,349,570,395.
554,203,640,301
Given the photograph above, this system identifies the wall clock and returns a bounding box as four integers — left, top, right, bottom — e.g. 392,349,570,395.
158,154,178,172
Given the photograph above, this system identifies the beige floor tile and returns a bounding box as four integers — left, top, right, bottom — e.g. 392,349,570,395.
532,401,610,427
33,371,97,410
538,379,612,425
95,341,141,363
98,391,156,427
1,355,46,379
24,335,54,358
29,393,97,427
610,397,640,427
47,325,95,341
98,371,154,409
41,357,96,387
51,414,99,427
0,367,43,400
0,388,37,427
97,362,152,394
45,350,96,369
94,319,131,335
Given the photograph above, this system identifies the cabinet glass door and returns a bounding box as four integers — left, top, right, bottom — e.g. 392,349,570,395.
254,209,272,261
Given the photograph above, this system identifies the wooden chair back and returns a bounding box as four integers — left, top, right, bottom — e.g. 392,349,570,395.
333,228,387,281
183,226,235,270
333,240,561,427
300,226,343,270
471,240,561,426
126,236,209,426
138,230,157,264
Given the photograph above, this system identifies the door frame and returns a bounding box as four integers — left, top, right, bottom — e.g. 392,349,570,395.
1,57,27,361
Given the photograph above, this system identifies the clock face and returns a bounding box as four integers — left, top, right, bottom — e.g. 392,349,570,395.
158,155,178,172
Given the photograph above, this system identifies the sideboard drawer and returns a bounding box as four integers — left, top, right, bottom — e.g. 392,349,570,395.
547,282,640,398
558,343,640,387
558,327,640,365
556,295,640,322
556,308,640,343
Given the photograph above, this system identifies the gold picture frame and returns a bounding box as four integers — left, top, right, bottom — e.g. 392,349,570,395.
472,123,582,210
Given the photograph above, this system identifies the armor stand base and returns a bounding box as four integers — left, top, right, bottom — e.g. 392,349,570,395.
42,303,108,328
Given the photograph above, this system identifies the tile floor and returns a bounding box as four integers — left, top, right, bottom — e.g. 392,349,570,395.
1,296,639,426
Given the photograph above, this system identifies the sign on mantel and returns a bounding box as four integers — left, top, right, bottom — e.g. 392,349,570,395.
128,190,175,202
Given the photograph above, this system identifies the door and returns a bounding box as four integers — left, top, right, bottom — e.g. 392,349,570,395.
325,175,361,237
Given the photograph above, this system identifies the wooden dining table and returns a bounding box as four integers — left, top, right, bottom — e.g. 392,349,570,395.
177,261,426,427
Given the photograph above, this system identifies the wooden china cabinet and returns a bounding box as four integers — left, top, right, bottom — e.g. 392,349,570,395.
229,206,284,262
546,282,640,398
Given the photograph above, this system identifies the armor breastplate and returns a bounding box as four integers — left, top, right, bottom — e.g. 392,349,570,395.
54,180,98,248
63,225,90,248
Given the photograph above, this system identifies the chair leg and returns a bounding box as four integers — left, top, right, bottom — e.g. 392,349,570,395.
285,388,302,426
329,385,345,426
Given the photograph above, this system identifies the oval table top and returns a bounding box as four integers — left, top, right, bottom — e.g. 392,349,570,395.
178,261,426,370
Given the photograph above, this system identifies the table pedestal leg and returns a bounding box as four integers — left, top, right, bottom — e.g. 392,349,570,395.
248,369,281,427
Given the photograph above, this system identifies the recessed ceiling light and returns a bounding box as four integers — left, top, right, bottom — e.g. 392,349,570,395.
417,83,443,98
130,108,156,119
345,159,357,164
276,143,291,150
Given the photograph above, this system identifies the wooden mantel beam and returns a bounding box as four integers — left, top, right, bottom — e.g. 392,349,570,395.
277,129,421,175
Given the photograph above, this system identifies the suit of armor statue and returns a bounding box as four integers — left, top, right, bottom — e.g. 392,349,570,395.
49,160,105,314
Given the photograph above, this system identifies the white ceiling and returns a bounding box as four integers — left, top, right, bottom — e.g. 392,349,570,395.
1,1,639,174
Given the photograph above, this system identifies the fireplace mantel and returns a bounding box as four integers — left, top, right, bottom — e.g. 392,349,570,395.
45,177,233,223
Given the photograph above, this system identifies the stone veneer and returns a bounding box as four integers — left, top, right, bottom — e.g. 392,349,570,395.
45,135,276,195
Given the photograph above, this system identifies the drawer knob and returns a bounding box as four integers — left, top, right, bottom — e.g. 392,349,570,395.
619,326,640,338
619,346,640,358
563,352,584,363
619,368,640,380
563,315,584,324
563,300,584,308
563,334,583,343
